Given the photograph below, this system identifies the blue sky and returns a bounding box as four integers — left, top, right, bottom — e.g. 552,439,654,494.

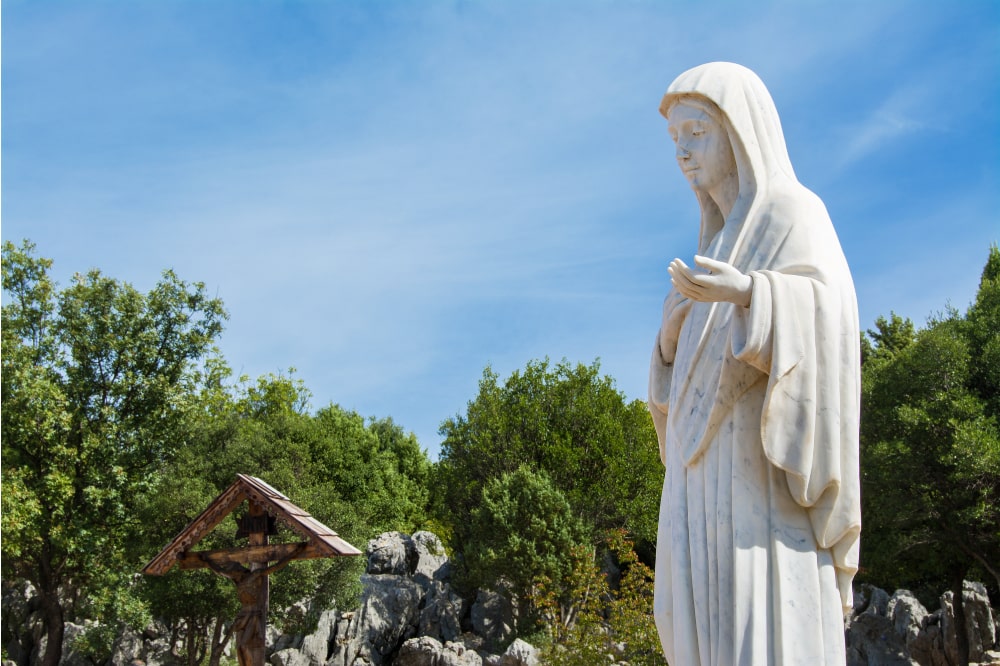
3,1,998,459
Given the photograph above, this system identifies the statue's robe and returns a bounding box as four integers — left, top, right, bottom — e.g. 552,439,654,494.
649,62,861,666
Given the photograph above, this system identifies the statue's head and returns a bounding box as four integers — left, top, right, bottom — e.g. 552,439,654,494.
663,94,737,197
661,62,797,193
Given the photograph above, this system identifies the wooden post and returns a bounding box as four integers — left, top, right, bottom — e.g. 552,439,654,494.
246,501,268,666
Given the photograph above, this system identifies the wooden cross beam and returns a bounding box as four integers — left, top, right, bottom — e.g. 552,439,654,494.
177,542,330,570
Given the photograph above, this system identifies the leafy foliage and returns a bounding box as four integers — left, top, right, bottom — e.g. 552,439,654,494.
134,369,433,657
535,531,665,666
2,240,434,666
463,466,588,625
859,246,1000,606
434,359,661,564
1,240,227,666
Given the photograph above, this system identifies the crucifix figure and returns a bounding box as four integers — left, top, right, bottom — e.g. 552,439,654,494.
141,476,362,666
204,545,302,666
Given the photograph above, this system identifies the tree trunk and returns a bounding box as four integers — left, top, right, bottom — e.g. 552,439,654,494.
208,616,232,666
170,622,182,659
186,619,201,666
196,622,208,666
951,573,970,666
38,595,64,666
38,549,65,666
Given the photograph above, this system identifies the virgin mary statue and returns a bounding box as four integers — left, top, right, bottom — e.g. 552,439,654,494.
648,62,861,665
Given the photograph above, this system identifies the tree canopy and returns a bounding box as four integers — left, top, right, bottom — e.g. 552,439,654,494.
858,247,1000,662
1,240,227,666
1,240,433,666
132,369,433,664
463,465,588,625
433,358,661,604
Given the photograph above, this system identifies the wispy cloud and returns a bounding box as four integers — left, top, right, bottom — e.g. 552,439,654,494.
834,83,931,170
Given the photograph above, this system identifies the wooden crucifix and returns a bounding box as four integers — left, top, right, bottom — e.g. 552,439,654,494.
142,475,362,666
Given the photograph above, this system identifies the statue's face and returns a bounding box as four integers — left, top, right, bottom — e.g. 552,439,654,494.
667,101,735,194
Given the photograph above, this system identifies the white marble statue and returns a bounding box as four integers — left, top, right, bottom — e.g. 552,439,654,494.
648,62,861,665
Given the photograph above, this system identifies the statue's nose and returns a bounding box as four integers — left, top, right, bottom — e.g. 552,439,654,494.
676,144,690,160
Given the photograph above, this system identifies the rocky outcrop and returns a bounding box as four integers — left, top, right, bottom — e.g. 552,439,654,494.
496,639,538,666
326,532,524,666
4,535,998,666
940,582,997,666
846,586,910,665
846,582,1000,666
395,637,482,666
469,591,514,652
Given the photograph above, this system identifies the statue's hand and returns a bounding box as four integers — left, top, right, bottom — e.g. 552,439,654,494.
668,255,752,307
659,290,692,364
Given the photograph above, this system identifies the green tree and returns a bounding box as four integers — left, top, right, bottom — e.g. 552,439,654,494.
134,368,433,662
464,466,588,626
535,531,665,666
1,240,227,666
434,359,661,566
859,247,1000,665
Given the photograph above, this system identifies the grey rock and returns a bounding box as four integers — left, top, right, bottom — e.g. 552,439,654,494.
470,590,514,652
366,533,417,576
272,633,303,654
395,636,483,666
888,590,928,647
411,532,450,582
266,625,285,654
845,585,914,666
498,639,538,666
327,574,423,666
270,648,310,666
418,581,465,643
109,625,144,666
455,633,484,653
58,621,92,666
299,609,337,666
141,620,168,642
141,637,172,666
2,581,41,666
940,581,997,666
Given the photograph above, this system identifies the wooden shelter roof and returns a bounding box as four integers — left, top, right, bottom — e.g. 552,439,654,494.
142,474,362,576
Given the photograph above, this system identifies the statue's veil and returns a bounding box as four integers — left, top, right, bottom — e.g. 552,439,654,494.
660,62,800,258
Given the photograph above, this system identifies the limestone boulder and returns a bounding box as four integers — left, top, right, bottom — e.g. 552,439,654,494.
395,636,483,666
109,625,144,666
888,590,929,648
327,574,423,666
411,531,450,583
940,581,997,666
418,581,465,643
366,533,418,576
298,608,336,666
844,585,915,666
498,638,539,666
269,648,310,666
470,590,514,652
